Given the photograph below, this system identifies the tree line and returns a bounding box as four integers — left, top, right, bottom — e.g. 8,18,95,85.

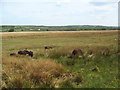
1,25,118,32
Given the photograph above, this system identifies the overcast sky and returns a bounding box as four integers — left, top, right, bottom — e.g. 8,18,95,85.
0,0,119,26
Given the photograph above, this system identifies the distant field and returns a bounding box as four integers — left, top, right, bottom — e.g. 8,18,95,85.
2,30,119,88
2,30,118,35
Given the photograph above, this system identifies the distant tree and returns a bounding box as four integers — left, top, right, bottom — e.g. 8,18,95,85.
101,28,107,30
8,29,14,32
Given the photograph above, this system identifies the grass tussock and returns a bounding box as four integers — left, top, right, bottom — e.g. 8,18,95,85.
2,57,65,88
25,60,64,84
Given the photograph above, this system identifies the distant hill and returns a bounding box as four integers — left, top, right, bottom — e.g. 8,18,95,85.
1,25,118,32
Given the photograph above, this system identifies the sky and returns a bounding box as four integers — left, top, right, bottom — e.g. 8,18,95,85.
0,0,119,26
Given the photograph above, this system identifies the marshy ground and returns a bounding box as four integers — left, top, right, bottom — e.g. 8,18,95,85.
2,30,119,88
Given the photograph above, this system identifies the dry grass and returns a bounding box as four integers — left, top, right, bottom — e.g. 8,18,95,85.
2,56,65,88
2,30,118,37
26,59,64,84
2,56,84,88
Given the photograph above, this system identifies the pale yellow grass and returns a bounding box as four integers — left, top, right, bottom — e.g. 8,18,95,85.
1,30,118,37
2,56,65,87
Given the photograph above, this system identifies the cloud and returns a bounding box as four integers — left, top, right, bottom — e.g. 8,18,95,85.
1,0,70,4
0,0,54,3
1,0,118,26
90,0,119,3
56,0,71,7
57,0,71,3
90,2,114,6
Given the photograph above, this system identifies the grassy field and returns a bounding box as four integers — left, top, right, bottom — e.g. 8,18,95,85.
2,30,119,88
